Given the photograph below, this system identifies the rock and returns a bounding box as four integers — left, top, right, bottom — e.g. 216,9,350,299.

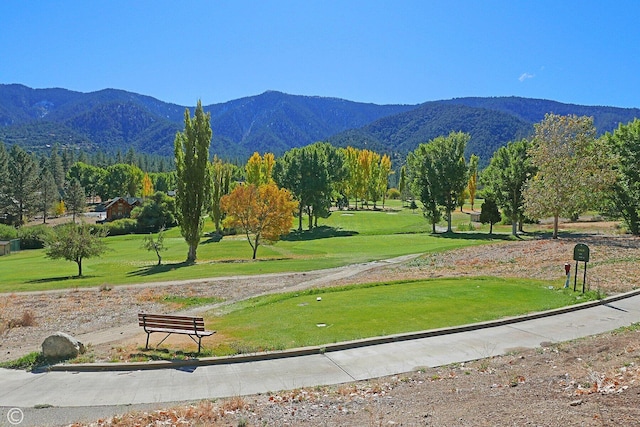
41,332,85,360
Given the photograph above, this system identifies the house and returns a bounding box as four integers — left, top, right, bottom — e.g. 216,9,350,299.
104,197,142,221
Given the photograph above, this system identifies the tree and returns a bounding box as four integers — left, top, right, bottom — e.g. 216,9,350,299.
67,162,106,203
131,191,177,232
48,145,66,192
245,152,275,186
221,183,298,259
0,142,8,187
274,142,346,230
141,173,154,199
479,199,502,236
407,143,441,233
482,139,535,236
174,100,212,263
64,178,86,223
37,168,59,223
602,119,640,235
523,114,614,239
142,229,167,266
407,132,468,233
4,145,39,225
467,154,479,211
210,156,234,233
45,223,108,277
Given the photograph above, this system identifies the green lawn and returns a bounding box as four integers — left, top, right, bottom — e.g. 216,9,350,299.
204,277,599,355
0,205,494,292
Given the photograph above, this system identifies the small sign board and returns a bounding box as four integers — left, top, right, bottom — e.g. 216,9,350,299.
573,244,590,263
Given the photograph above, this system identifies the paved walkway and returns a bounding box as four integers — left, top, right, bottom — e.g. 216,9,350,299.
1,289,639,426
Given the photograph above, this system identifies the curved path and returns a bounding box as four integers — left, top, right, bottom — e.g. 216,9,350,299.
1,289,640,426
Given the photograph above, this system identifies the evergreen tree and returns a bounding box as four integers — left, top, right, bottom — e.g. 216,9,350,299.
49,145,66,192
5,145,39,225
174,100,212,263
64,178,86,223
37,168,59,223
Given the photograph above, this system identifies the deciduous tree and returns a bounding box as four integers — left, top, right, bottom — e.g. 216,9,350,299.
210,156,234,233
602,119,640,234
467,154,479,211
221,183,297,259
523,114,614,239
482,139,535,236
142,229,167,266
408,132,468,233
174,100,212,263
479,199,502,236
45,223,108,277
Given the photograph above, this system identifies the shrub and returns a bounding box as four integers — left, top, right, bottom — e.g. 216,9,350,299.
0,224,18,240
387,188,401,200
18,224,54,249
103,219,138,236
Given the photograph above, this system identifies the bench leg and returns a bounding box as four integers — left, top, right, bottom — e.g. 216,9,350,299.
145,333,150,350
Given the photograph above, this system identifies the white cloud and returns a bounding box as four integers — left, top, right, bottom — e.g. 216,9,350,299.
519,73,535,82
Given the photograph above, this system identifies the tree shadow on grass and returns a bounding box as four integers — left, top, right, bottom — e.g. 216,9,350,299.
127,261,193,278
431,231,515,242
26,275,98,284
282,225,358,242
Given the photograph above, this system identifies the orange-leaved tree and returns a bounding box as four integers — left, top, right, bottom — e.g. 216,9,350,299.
221,183,298,259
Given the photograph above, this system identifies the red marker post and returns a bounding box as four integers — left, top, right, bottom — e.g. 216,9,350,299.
564,263,571,288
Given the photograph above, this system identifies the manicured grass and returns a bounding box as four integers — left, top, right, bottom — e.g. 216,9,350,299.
205,277,600,355
0,206,493,292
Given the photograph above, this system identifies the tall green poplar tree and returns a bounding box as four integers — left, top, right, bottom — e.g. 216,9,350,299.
174,100,212,263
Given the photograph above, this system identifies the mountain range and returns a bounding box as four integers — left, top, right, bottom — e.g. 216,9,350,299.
1,83,638,167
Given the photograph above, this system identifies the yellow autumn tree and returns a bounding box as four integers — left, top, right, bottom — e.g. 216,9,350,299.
141,173,154,199
245,152,275,186
221,183,298,259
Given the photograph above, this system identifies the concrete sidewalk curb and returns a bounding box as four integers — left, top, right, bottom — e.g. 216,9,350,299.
48,288,640,373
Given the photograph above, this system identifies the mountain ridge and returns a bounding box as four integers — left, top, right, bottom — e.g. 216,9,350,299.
1,84,638,164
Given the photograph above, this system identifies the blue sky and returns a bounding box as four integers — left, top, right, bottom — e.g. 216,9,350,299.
1,1,638,108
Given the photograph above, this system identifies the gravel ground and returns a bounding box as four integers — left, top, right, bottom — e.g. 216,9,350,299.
2,230,640,426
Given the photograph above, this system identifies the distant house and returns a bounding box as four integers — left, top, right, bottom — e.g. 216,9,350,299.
104,197,142,221
0,241,11,256
0,239,19,256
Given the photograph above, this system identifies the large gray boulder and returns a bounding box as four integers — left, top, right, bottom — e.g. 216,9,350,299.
41,332,86,360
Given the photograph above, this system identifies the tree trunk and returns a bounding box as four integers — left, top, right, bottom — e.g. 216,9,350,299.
252,235,259,259
447,209,452,232
512,220,517,236
553,215,559,239
77,259,83,277
187,244,197,263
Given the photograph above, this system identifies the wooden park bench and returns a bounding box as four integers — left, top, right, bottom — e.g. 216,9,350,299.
138,313,215,353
